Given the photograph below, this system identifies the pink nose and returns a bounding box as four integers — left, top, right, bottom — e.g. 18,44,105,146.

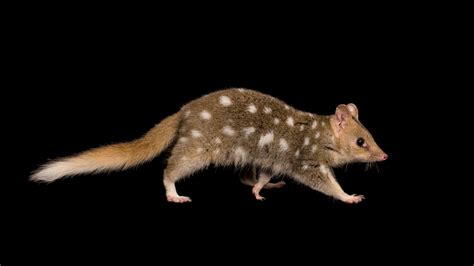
381,154,388,161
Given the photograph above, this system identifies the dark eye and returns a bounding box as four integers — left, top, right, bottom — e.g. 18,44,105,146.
356,138,365,147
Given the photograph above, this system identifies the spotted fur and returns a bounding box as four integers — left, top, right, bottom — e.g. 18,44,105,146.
31,88,387,204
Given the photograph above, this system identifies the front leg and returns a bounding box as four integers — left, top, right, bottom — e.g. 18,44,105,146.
293,164,364,204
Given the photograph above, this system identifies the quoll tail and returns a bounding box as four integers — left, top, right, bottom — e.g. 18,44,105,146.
31,112,181,182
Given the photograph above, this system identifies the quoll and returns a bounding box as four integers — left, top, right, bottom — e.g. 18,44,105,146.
32,88,388,204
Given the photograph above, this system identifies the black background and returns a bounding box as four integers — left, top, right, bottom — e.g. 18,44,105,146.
4,9,463,260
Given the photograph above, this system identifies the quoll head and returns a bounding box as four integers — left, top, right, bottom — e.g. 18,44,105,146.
330,103,388,163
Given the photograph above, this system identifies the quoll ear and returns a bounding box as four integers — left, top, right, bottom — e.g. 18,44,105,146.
347,103,359,119
335,104,351,130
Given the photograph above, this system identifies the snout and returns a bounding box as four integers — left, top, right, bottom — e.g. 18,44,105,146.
378,153,388,161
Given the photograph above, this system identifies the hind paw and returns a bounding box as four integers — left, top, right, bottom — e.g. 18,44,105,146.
255,194,266,201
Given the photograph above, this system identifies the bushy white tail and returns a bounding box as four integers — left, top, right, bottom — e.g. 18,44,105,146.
31,112,181,182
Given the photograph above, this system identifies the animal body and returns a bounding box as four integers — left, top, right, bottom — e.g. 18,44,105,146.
32,88,387,204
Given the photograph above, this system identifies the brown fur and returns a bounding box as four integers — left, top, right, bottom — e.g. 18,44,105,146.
32,88,387,204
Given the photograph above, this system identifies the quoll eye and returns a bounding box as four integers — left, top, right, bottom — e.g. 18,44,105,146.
356,138,365,147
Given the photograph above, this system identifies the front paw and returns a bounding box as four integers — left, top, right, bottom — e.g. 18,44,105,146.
341,194,365,204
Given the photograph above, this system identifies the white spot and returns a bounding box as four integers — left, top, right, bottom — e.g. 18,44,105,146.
196,147,204,153
321,121,326,126
181,156,188,161
286,117,294,127
279,138,289,152
311,121,318,129
247,104,257,113
199,110,212,120
308,113,314,117
303,137,310,146
179,137,188,143
234,146,248,162
222,126,236,136
263,107,272,114
242,127,256,138
237,88,245,93
191,130,202,138
284,105,290,110
185,111,191,118
311,145,318,153
274,118,280,125
299,125,305,131
213,149,220,155
320,165,328,175
314,132,320,139
219,95,232,106
302,165,309,170
258,131,274,147
213,137,222,144
295,149,300,157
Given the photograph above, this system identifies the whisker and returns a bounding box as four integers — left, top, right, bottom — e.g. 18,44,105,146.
365,162,371,171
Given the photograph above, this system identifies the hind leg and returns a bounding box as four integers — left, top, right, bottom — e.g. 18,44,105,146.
252,172,272,201
262,180,286,189
163,148,211,203
241,168,286,190
240,167,258,187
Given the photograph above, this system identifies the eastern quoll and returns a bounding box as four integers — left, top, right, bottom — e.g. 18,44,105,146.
32,88,387,204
